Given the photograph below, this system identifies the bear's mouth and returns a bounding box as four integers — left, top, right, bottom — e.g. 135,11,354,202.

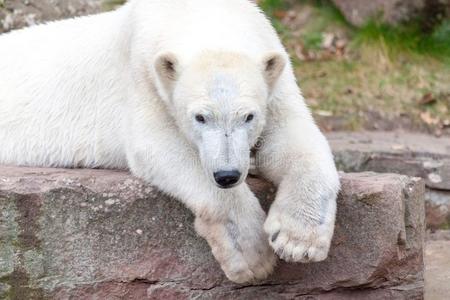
215,182,239,189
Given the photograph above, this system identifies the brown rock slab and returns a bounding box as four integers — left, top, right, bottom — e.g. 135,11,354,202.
328,131,450,230
0,166,425,299
329,131,450,189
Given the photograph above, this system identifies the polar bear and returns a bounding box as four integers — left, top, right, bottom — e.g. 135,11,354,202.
0,0,340,283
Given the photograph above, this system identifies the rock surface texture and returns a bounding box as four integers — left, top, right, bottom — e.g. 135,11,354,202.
329,131,450,230
0,0,102,33
0,166,425,299
331,0,450,27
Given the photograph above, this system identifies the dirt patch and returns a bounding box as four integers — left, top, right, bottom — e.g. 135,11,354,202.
425,237,450,300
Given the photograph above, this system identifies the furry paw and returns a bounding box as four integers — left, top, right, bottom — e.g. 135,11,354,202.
212,243,276,284
195,213,276,284
264,210,334,263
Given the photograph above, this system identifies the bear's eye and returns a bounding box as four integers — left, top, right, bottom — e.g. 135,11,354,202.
245,114,254,123
195,114,206,124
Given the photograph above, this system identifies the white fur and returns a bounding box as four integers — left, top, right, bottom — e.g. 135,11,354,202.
0,0,340,283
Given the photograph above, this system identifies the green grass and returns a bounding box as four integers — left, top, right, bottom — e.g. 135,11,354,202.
261,0,450,64
302,32,323,50
303,0,350,26
259,0,287,15
355,20,450,63
273,1,450,131
300,0,450,63
297,53,450,130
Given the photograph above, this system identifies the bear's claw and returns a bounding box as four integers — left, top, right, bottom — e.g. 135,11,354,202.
264,210,333,263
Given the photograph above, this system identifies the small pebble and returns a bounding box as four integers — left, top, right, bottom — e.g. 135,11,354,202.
428,173,442,184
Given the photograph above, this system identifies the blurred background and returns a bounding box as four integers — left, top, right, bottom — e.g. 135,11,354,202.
254,0,450,137
1,0,449,136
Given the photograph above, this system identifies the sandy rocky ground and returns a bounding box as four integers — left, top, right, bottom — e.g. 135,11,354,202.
426,231,450,300
1,1,449,299
0,0,102,33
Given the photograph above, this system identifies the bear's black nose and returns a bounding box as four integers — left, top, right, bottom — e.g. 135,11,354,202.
214,170,241,188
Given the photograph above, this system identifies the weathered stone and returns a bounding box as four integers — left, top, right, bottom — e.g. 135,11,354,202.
329,131,450,188
0,0,102,33
329,131,450,230
0,166,425,299
331,0,450,27
426,190,450,230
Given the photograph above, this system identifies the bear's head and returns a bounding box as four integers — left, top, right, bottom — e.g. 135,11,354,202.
155,51,285,189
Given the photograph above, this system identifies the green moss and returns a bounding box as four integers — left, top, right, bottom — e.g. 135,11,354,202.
0,194,46,300
0,198,18,279
23,251,44,281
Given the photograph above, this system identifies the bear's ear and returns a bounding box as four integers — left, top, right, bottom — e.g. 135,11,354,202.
262,53,286,89
155,52,179,94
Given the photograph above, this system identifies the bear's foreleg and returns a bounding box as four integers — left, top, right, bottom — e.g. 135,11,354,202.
256,83,340,263
194,185,276,283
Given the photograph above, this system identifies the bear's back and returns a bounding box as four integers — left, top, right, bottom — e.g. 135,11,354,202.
131,0,285,61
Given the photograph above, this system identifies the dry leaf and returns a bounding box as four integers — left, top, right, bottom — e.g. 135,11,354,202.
418,93,436,105
322,33,335,49
335,39,347,49
420,111,439,125
273,10,287,19
316,110,333,117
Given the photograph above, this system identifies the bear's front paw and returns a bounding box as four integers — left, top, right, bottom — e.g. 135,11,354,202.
264,211,334,263
211,248,275,284
195,216,276,284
